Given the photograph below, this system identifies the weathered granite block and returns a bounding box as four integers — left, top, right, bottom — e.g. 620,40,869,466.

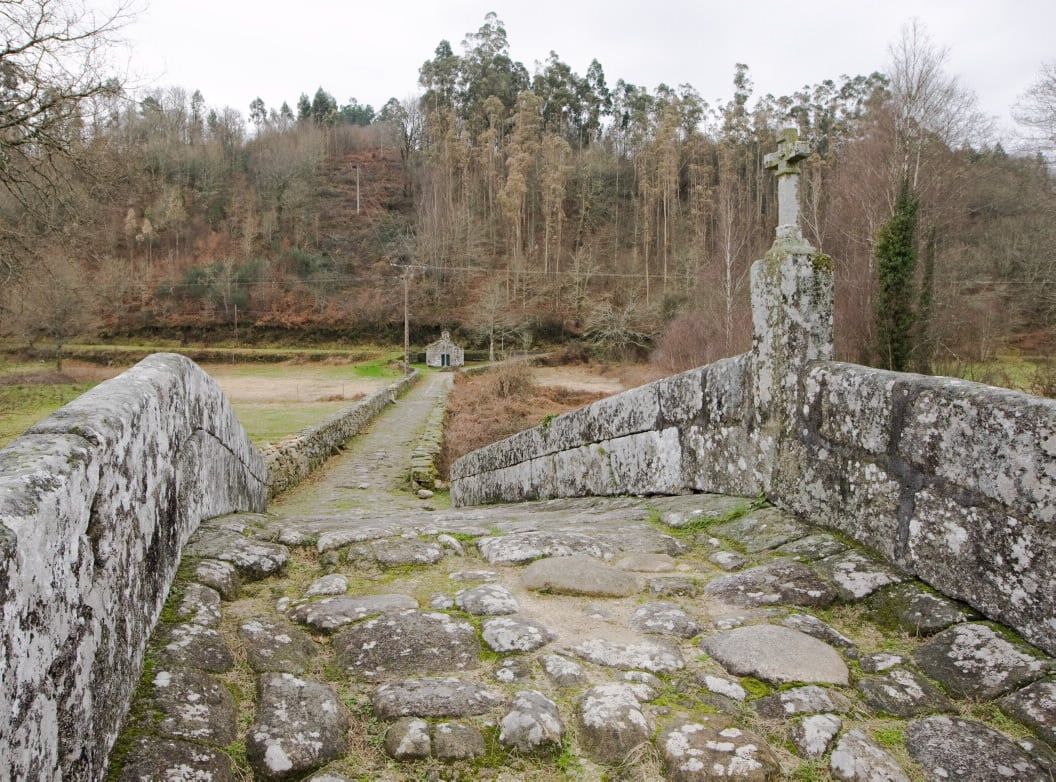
906,489,1055,653
807,363,897,456
657,368,705,426
0,353,266,781
898,381,1056,524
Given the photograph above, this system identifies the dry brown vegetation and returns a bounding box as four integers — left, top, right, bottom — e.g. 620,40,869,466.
438,362,607,477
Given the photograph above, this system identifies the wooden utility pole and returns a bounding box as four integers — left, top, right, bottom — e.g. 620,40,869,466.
403,269,410,374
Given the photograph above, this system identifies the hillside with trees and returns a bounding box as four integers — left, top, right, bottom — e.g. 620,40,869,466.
2,9,1055,380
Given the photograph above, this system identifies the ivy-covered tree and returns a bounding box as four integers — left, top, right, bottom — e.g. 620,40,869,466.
874,179,920,371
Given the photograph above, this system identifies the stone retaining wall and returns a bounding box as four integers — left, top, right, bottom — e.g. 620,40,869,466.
452,245,1056,657
410,384,450,490
263,371,419,497
0,353,267,781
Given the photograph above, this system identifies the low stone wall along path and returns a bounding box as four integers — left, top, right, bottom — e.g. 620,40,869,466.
111,372,1056,781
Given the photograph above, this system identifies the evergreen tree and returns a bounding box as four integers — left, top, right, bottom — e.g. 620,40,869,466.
296,93,311,122
874,179,920,371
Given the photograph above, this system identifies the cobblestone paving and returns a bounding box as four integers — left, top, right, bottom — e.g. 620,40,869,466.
111,375,1056,781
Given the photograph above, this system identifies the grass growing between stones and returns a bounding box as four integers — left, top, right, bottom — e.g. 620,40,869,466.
104,650,163,782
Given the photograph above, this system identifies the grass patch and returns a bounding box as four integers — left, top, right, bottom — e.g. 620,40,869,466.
645,494,767,539
0,381,97,447
790,760,827,781
872,724,906,749
351,357,401,379
232,400,357,444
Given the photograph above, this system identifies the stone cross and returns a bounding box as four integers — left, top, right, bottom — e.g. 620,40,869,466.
764,126,811,239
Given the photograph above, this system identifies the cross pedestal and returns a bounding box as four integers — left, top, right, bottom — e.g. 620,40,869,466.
750,126,834,465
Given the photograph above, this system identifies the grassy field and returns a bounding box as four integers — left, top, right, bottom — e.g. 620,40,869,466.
0,351,407,448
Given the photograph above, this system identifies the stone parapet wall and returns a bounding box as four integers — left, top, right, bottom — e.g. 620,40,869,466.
783,361,1056,656
452,355,766,504
0,353,267,781
451,356,1056,654
263,371,419,497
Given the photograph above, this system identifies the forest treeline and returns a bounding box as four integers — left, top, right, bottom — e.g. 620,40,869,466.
2,8,1055,375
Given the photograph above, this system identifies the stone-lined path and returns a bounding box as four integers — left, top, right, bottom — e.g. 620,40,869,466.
111,373,1056,781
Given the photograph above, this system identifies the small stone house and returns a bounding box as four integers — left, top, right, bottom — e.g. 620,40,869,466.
425,330,464,369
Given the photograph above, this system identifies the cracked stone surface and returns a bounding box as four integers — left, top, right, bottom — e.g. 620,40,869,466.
871,582,974,636
913,623,1048,698
500,690,565,753
579,684,651,765
373,678,505,718
999,679,1056,745
238,617,316,674
455,583,519,615
247,673,348,781
334,610,480,679
192,558,241,600
775,533,848,561
629,601,703,639
857,668,953,717
712,506,810,552
814,550,905,600
288,593,417,632
907,716,1049,781
186,529,289,580
660,719,780,781
112,374,1056,780
705,560,836,607
152,668,237,745
830,729,909,782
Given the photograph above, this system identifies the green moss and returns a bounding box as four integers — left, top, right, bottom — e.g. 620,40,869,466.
472,725,511,770
104,651,162,780
739,677,773,699
646,494,769,539
810,252,834,273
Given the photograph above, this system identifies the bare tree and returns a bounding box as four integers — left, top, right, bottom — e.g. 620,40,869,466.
1,0,132,283
887,19,990,191
1014,62,1056,155
15,252,98,370
1,0,131,200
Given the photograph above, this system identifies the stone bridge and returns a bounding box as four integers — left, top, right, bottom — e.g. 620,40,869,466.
2,129,1055,781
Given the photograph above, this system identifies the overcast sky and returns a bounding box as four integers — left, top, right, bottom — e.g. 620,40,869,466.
111,0,1054,140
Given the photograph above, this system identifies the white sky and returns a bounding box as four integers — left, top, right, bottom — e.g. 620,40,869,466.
110,0,1054,140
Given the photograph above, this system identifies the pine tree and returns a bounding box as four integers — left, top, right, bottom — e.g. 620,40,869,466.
874,179,920,371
